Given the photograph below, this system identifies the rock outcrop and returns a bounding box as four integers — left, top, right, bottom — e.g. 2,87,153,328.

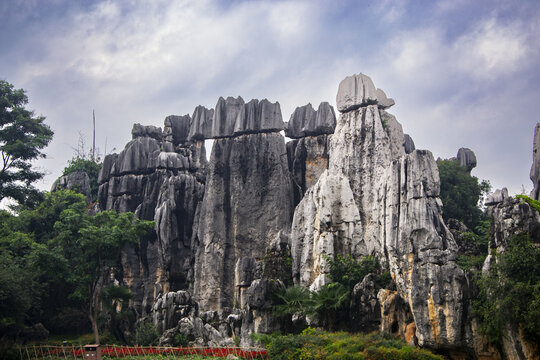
290,73,467,350
530,123,540,200
285,102,336,139
51,171,91,197
193,131,293,311
456,147,477,173
94,72,484,353
98,122,206,316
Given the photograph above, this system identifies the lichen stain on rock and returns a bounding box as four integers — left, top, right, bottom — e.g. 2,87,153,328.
427,292,441,345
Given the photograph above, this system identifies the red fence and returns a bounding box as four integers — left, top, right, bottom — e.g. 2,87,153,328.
20,344,269,359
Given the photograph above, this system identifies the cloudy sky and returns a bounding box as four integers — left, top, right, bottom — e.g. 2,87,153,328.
1,0,539,196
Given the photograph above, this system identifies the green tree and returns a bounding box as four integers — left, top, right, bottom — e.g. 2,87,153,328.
312,283,349,331
62,156,102,201
0,80,53,205
437,159,490,230
53,204,153,344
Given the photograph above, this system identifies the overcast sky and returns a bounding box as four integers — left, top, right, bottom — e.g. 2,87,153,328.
1,0,539,196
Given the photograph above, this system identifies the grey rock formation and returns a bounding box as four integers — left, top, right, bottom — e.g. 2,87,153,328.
457,148,477,172
285,102,336,139
483,194,540,359
286,135,331,205
403,134,415,154
98,117,207,317
291,74,467,350
336,73,378,113
375,88,395,109
212,97,284,138
350,274,381,333
193,132,293,311
162,115,191,152
152,290,195,333
189,106,214,141
51,171,91,197
484,188,509,206
530,122,540,200
132,123,163,140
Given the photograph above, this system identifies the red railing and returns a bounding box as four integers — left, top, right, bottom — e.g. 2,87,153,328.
20,344,269,359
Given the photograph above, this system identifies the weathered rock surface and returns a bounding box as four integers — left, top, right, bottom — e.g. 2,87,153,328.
212,97,284,138
285,102,336,138
350,274,381,333
336,73,378,112
530,123,540,200
286,135,331,205
336,73,396,113
403,134,415,154
457,147,477,172
189,106,214,141
193,132,293,311
483,192,540,359
51,171,91,197
484,188,509,206
98,119,207,316
291,74,467,350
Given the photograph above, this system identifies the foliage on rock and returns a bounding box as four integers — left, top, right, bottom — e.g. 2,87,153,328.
474,233,540,346
437,159,490,230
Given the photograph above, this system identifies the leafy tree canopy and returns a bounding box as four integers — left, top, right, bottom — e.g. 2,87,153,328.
437,159,491,230
0,80,53,205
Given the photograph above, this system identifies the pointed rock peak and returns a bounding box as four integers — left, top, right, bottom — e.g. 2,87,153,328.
456,147,477,172
286,102,336,139
336,73,378,113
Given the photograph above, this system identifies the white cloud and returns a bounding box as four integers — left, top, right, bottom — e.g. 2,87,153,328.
454,18,529,80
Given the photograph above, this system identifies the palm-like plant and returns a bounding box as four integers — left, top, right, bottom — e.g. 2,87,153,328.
312,283,349,331
272,285,314,318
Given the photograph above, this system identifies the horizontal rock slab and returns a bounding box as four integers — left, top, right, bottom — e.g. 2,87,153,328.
132,123,163,140
285,102,336,139
212,97,284,138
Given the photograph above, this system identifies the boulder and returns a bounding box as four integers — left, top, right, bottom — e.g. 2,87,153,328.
376,88,395,109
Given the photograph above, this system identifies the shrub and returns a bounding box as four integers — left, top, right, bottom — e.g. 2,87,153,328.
134,320,159,346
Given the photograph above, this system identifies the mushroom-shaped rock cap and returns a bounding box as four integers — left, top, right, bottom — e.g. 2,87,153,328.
336,73,396,112
131,124,163,140
457,147,477,172
336,73,378,112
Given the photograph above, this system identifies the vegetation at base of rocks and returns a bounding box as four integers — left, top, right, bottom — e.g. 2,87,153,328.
456,254,485,272
134,320,160,346
253,329,443,360
62,156,102,201
0,188,154,348
0,80,54,208
325,255,391,291
273,255,392,332
437,159,491,230
516,194,540,212
473,233,540,346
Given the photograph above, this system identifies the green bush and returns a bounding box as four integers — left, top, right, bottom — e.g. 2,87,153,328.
134,320,160,346
254,330,443,360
